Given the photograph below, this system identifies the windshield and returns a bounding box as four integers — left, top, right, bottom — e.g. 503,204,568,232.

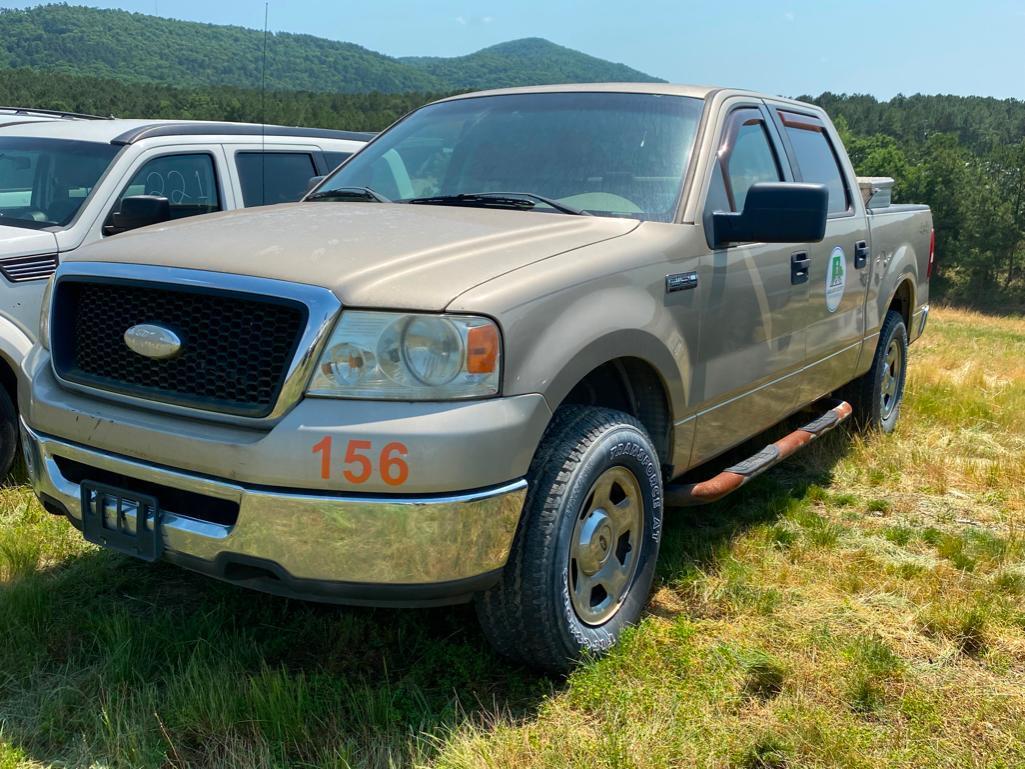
0,137,120,229
317,92,704,222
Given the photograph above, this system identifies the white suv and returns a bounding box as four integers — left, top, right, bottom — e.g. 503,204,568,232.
0,109,371,474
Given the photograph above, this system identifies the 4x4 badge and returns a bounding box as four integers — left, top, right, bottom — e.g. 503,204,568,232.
123,323,182,360
665,272,698,293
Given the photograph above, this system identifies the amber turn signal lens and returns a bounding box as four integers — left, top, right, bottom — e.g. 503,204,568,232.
466,323,499,374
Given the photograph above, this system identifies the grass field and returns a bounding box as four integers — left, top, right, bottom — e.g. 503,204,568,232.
2,306,1024,768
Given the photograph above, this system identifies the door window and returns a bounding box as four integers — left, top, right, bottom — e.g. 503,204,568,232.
779,112,850,214
706,108,783,216
110,153,220,224
236,152,317,206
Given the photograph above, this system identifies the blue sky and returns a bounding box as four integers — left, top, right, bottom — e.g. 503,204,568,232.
5,0,1025,99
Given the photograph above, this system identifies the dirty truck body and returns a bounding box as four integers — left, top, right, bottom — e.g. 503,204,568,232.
21,84,932,669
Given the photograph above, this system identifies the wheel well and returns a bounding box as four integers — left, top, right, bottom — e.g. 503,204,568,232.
889,280,914,328
0,357,15,414
561,357,673,471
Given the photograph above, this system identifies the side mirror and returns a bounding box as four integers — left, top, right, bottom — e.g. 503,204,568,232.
305,176,325,195
712,183,828,248
110,195,171,234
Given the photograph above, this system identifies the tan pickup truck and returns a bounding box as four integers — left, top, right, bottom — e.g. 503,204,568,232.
21,84,933,670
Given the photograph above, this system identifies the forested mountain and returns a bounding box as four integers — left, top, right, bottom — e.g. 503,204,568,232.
0,5,661,93
400,38,663,90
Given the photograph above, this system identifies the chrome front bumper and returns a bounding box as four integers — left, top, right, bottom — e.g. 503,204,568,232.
21,419,527,606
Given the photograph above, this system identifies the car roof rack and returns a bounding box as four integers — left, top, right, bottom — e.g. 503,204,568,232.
111,122,375,145
0,106,114,121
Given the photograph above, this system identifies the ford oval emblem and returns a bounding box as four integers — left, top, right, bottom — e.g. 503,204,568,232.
123,324,182,360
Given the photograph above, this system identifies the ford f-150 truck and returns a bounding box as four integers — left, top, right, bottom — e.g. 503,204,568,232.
21,84,932,670
0,110,370,476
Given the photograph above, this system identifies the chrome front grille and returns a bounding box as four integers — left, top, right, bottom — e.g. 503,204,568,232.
0,253,58,282
47,263,342,424
52,279,308,418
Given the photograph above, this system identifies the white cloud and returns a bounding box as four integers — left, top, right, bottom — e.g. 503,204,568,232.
455,15,495,27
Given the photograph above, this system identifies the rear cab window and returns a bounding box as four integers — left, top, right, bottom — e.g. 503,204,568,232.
777,111,851,215
236,152,317,207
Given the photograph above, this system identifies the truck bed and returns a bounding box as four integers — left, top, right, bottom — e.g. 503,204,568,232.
866,204,933,343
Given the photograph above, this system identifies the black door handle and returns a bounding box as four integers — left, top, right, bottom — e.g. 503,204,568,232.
791,251,810,285
854,241,869,269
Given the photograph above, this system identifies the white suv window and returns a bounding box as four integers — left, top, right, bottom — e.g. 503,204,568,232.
109,153,221,225
236,152,317,207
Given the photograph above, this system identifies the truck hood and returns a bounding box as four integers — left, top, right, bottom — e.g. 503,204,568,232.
0,224,58,258
67,203,640,309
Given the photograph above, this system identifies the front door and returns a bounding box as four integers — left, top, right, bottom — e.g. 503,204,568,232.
690,104,808,467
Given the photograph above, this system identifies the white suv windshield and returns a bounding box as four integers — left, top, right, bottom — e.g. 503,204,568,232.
317,92,704,222
0,137,120,229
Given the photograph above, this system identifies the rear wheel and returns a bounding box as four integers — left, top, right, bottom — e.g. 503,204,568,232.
844,310,908,433
475,405,663,671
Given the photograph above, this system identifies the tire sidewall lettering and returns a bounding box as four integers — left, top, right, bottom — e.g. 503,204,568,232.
608,439,663,540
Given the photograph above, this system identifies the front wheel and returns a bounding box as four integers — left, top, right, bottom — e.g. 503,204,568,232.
475,406,663,671
844,309,908,433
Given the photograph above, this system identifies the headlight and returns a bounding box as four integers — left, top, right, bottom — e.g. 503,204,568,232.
39,275,54,350
307,311,501,400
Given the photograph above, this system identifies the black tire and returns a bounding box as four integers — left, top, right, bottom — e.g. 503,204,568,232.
843,310,908,433
0,387,16,478
475,405,663,671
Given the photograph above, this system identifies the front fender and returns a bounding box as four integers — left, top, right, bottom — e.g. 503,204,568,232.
542,329,686,418
502,282,690,421
0,314,35,388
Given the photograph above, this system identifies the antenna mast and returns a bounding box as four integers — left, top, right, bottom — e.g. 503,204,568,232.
260,2,269,204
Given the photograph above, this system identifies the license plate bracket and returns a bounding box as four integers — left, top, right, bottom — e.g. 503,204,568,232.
80,481,164,562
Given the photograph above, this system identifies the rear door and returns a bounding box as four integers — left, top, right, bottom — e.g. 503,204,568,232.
769,105,870,403
690,102,807,466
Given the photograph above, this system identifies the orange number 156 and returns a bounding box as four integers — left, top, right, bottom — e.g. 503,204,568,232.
311,437,410,487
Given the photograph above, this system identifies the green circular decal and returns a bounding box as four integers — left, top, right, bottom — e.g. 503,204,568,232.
826,246,846,313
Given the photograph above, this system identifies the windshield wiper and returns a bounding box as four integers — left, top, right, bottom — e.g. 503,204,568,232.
306,186,391,203
406,192,589,216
